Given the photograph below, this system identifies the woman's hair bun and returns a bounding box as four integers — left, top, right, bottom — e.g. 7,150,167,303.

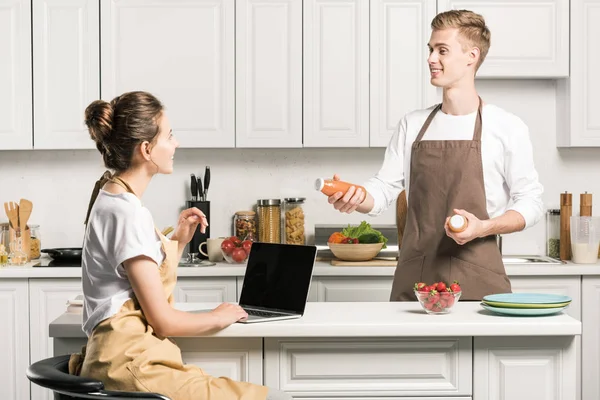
85,100,114,144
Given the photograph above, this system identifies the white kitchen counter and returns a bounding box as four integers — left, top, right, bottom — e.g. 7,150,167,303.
49,301,581,338
3,258,600,278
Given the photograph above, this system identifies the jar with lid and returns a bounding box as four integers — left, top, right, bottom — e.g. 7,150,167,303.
257,199,281,243
546,209,560,259
29,224,41,260
284,198,306,245
234,211,257,241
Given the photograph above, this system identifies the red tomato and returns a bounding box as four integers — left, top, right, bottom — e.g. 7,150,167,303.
242,240,253,255
221,239,235,255
229,236,242,247
450,282,462,293
436,282,447,292
232,248,247,263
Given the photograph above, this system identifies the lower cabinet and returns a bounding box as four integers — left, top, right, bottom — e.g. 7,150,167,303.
311,277,393,302
582,276,600,400
174,277,237,303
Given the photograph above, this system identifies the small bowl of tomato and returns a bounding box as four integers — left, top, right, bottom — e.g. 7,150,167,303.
220,236,253,264
414,281,462,314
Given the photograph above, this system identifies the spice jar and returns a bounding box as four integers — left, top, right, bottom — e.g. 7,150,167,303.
284,198,306,245
546,209,560,259
29,224,41,260
234,211,257,241
0,244,7,266
257,199,281,243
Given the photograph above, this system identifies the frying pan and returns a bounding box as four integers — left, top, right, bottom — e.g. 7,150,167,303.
41,248,82,262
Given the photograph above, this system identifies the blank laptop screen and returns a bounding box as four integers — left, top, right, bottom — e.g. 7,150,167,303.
239,243,317,314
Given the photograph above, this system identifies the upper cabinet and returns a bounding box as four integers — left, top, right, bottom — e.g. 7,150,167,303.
235,0,302,148
101,0,235,148
557,0,600,147
33,0,99,150
303,0,370,148
0,0,32,150
438,0,569,78
370,0,438,148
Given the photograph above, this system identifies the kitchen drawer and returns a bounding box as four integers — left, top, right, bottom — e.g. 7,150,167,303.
264,337,472,397
313,277,394,302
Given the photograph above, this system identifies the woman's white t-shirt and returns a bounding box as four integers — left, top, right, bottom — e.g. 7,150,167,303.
81,190,165,337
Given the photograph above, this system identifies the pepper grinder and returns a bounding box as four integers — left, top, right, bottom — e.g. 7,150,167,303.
560,192,572,260
580,192,592,217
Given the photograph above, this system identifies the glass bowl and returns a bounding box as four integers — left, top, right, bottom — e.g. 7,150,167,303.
414,290,461,314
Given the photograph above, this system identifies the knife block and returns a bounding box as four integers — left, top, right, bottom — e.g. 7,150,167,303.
187,201,210,259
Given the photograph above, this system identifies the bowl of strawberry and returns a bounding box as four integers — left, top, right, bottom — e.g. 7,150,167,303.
220,236,253,264
414,281,462,314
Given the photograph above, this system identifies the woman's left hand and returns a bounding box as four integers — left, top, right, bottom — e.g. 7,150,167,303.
444,208,485,245
171,207,209,244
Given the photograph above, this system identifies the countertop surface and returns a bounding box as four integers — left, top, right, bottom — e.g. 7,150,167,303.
3,257,600,278
49,301,581,338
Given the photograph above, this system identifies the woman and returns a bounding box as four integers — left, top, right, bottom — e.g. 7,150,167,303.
70,91,290,400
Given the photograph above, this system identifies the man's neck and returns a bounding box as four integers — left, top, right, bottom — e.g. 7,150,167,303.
441,84,480,115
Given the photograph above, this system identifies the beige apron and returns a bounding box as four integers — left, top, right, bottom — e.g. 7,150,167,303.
390,99,512,301
70,174,269,400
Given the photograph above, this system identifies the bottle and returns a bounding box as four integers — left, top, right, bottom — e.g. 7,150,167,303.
315,178,367,197
0,244,7,266
448,214,468,233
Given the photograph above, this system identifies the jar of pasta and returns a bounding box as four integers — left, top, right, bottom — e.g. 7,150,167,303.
257,199,281,243
284,198,306,245
29,224,41,260
234,211,257,241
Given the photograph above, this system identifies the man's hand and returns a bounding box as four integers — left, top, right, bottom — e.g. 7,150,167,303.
444,208,485,245
327,174,366,214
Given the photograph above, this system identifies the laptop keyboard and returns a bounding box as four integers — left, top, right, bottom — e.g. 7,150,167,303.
243,308,285,318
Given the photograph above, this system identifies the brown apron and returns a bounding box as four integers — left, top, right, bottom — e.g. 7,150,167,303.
70,174,269,400
390,99,512,301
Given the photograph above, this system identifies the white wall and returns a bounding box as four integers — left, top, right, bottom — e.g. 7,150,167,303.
1,79,599,256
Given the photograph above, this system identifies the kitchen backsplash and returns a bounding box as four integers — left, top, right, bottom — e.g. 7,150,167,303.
1,80,599,255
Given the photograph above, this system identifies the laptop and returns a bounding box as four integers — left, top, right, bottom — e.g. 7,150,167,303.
237,242,317,323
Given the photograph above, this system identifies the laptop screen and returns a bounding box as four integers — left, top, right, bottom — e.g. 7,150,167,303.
239,242,317,314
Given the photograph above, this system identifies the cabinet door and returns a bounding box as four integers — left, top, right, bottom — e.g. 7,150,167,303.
370,0,438,147
29,279,83,400
33,0,99,149
101,0,234,148
557,0,600,147
0,280,30,400
174,277,237,303
236,0,302,148
437,0,569,78
582,277,600,400
315,277,394,302
176,338,263,385
303,0,369,147
0,0,32,150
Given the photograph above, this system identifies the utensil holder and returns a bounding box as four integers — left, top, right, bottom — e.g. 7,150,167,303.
187,201,210,259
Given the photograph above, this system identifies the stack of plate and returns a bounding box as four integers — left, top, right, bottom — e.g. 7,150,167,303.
480,293,572,316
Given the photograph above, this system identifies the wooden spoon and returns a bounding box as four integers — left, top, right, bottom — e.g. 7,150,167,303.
19,199,33,231
3,201,19,231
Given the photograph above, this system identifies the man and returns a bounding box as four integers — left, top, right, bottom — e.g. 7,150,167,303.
327,10,544,301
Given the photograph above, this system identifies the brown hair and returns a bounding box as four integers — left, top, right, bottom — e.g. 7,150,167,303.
84,91,164,172
431,10,491,71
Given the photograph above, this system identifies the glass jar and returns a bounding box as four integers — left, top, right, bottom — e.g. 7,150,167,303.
257,199,281,243
29,224,41,260
546,209,560,259
234,211,257,241
0,244,7,266
284,198,306,245
0,224,10,256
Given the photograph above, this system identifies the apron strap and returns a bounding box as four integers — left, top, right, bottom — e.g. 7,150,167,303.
84,173,137,225
414,96,484,143
109,176,137,195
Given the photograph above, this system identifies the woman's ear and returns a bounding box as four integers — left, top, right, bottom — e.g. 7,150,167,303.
140,141,153,161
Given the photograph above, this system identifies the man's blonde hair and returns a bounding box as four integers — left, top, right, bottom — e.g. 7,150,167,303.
431,10,491,71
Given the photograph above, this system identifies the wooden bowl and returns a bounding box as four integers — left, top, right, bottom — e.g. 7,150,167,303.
327,242,384,261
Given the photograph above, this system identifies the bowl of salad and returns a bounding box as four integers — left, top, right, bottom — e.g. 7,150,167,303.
327,221,388,261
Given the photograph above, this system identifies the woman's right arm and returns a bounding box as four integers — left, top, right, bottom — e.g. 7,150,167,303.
124,256,248,337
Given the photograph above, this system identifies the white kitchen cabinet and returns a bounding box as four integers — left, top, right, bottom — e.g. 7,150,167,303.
0,0,32,150
437,0,569,78
0,280,30,400
101,0,235,148
313,277,393,302
176,338,263,384
474,336,577,400
29,279,83,400
235,0,302,148
370,0,438,147
582,277,600,400
303,0,369,147
509,275,581,319
32,0,99,150
174,277,237,303
557,0,600,147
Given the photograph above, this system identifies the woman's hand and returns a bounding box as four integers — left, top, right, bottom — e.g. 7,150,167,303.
444,208,485,245
210,303,248,329
171,207,208,245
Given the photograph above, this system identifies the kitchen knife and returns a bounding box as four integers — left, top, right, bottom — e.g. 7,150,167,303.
197,174,203,201
203,166,210,201
190,174,197,201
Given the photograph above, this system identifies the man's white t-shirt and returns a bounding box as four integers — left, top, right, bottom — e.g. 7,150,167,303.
81,190,165,336
363,104,544,228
